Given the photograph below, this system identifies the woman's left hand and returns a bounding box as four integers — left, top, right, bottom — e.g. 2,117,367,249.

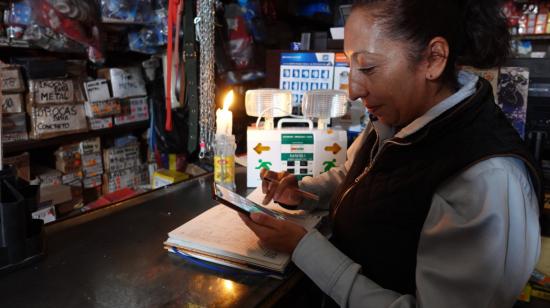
238,212,307,254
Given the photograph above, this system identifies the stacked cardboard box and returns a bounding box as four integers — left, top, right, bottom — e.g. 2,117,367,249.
1,65,28,142
79,137,103,189
84,67,149,130
27,78,89,139
103,142,148,194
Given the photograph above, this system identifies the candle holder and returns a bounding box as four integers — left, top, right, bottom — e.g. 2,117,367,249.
213,134,236,191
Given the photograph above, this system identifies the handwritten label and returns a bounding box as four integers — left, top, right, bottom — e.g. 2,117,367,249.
109,67,147,98
30,79,76,104
1,67,24,92
114,96,149,125
89,117,113,130
84,79,111,102
31,104,88,138
1,93,23,113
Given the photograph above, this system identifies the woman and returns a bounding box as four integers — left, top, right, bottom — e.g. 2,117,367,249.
239,1,543,307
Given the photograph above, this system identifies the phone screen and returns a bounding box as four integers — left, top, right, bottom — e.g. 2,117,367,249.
213,183,287,220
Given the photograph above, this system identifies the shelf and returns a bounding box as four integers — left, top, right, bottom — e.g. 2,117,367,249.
3,121,149,155
512,34,550,41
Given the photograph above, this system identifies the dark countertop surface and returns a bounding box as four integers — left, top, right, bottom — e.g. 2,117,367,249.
0,169,299,308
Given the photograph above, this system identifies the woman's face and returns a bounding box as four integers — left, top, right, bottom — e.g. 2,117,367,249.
344,9,430,127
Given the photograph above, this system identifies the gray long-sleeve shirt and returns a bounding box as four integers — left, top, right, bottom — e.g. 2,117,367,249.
293,72,541,307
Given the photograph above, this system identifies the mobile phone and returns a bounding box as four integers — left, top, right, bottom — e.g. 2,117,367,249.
212,183,287,220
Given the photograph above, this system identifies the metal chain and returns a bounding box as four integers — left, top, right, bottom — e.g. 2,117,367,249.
197,0,216,159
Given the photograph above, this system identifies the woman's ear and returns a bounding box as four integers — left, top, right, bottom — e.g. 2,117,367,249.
425,37,449,81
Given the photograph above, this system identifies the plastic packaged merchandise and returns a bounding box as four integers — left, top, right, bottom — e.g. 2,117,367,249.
128,9,168,54
101,0,154,24
5,0,32,39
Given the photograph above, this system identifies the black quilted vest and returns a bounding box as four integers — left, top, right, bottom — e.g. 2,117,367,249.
330,78,543,296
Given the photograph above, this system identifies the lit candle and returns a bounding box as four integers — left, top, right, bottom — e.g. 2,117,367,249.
216,90,234,135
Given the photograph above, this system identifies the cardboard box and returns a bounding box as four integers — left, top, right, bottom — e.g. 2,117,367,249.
1,93,23,113
103,143,141,172
4,152,31,181
32,205,56,224
84,79,111,102
40,184,72,206
85,99,122,118
89,117,113,130
62,172,83,185
153,169,189,189
98,67,147,99
79,137,101,155
1,66,25,93
28,103,89,139
83,174,103,189
36,167,63,187
103,165,148,194
114,96,149,125
55,143,81,161
27,79,83,105
2,113,28,143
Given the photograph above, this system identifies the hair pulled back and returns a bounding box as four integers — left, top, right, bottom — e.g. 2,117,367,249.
352,0,510,86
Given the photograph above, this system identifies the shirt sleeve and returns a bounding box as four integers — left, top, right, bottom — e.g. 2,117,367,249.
298,126,370,211
292,157,540,308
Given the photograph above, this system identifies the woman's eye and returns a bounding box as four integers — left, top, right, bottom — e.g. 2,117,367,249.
358,65,376,74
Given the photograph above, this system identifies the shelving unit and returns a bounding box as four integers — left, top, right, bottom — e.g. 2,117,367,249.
3,121,149,155
512,34,550,40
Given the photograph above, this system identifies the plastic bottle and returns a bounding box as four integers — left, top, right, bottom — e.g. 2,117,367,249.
214,134,236,191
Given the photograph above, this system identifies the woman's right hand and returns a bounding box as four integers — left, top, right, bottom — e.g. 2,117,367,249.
260,168,302,207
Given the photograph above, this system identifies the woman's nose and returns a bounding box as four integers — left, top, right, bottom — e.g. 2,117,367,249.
348,69,367,101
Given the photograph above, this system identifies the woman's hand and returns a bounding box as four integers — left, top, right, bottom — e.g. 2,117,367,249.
238,212,307,254
260,168,302,206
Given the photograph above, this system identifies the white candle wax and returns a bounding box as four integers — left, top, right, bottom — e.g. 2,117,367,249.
216,108,232,135
216,90,234,136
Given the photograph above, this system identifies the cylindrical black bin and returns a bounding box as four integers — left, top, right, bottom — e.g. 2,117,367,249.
0,165,44,273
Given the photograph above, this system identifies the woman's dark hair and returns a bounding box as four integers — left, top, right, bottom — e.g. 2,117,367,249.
352,0,510,87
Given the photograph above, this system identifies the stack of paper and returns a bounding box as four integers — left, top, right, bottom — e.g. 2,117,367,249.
164,187,325,275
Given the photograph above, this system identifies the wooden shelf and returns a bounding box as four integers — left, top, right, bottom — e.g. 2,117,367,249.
3,121,149,155
512,34,550,41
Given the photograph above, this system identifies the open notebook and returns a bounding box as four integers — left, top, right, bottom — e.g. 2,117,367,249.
164,187,325,275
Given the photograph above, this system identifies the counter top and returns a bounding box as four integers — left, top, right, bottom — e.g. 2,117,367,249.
0,169,301,307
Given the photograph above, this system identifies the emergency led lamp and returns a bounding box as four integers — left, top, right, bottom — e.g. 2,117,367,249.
301,90,348,129
245,89,293,129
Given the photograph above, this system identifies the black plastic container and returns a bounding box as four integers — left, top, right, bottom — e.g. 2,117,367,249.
0,165,44,274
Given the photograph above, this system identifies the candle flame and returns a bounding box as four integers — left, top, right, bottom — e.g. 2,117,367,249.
223,90,234,111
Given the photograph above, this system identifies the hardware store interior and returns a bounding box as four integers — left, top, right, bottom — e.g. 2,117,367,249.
0,1,550,307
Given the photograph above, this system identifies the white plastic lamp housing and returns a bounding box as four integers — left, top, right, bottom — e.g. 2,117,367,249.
245,89,292,129
301,90,348,129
